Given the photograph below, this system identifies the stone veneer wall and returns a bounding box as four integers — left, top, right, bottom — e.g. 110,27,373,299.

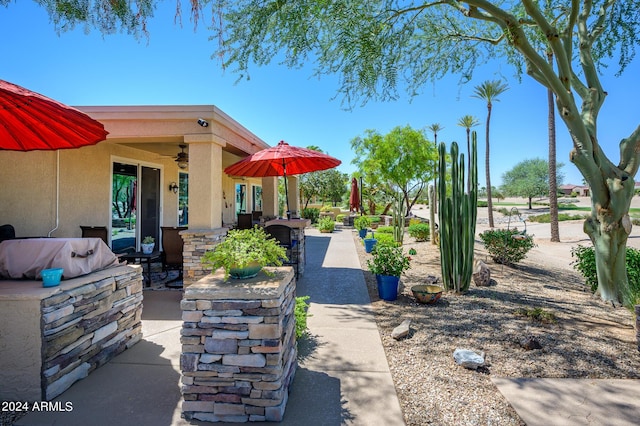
180,267,297,422
181,228,227,287
41,266,143,399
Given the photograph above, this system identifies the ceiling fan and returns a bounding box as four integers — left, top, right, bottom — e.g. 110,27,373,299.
174,144,189,169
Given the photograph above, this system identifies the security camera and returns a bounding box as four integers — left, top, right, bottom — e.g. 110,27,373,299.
197,118,209,127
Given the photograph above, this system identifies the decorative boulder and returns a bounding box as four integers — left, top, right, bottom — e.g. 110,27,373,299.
519,335,543,350
392,319,411,340
473,260,491,287
453,348,485,370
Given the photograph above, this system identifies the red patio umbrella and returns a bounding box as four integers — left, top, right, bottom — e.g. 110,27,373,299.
0,79,108,151
224,141,341,215
349,177,360,213
0,79,109,235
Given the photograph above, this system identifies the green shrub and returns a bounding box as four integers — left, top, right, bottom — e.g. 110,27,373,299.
320,205,333,212
376,226,394,234
336,214,346,222
408,218,422,226
479,228,536,265
571,244,640,307
477,200,488,207
369,216,381,224
408,223,430,241
317,216,335,232
354,215,372,230
295,296,311,339
529,212,586,223
302,208,320,224
374,232,400,247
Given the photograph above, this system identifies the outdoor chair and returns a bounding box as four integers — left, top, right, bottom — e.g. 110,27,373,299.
80,226,109,247
160,226,187,287
0,224,15,244
251,210,262,225
237,213,253,230
264,224,299,277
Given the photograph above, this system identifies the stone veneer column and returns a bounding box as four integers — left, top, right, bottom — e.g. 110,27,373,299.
180,228,228,287
180,267,297,422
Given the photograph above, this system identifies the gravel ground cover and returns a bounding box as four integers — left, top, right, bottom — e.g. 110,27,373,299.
353,225,640,426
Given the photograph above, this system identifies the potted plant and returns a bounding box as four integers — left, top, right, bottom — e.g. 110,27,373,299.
363,231,377,253
317,216,335,233
354,216,371,238
366,245,411,301
201,226,287,280
141,236,155,254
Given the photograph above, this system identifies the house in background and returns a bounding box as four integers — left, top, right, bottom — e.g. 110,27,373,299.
0,105,301,284
559,184,590,197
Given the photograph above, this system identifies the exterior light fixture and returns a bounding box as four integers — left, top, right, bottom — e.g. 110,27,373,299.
169,182,179,193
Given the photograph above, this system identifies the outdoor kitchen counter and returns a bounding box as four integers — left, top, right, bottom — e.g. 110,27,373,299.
0,264,143,402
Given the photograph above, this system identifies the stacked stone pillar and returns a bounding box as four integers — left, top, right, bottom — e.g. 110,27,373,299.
180,228,227,287
180,267,297,422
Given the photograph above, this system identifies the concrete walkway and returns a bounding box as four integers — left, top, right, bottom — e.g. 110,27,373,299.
17,227,405,425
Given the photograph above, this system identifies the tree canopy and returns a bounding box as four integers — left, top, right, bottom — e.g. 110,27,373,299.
501,158,564,209
350,125,437,212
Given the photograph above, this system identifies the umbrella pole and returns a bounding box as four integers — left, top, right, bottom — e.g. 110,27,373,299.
47,151,60,237
284,172,290,220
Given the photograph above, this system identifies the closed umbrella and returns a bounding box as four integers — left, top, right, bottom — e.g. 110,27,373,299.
349,177,360,213
224,141,341,216
0,79,109,235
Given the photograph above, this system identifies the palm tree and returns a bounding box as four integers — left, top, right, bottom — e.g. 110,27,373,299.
547,51,560,242
428,123,444,214
457,115,480,192
473,80,509,228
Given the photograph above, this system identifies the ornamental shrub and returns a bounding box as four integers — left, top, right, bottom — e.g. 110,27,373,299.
376,226,394,234
408,223,430,241
571,244,640,307
302,208,320,224
479,228,536,265
375,232,400,247
354,215,372,231
295,296,311,339
317,216,335,232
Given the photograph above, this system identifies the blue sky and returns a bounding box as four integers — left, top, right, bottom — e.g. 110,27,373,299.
2,1,638,188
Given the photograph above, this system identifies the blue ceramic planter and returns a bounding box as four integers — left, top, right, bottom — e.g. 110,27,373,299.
358,229,368,238
364,238,377,253
376,274,399,301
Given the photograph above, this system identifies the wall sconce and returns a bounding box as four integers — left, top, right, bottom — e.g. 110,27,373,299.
169,182,179,194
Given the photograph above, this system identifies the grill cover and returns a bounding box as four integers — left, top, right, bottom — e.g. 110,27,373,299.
0,238,120,280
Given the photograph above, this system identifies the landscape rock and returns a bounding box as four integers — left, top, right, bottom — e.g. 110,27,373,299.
473,260,491,286
392,319,412,340
519,335,543,350
453,348,485,370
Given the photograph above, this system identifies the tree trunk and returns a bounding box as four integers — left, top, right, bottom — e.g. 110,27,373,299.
585,210,632,305
547,52,560,242
528,197,532,209
485,105,494,228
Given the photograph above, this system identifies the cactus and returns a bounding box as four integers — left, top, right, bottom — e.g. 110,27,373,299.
392,192,406,245
437,132,478,293
429,184,436,245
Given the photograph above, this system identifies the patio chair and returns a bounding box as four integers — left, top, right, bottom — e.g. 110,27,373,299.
0,224,15,244
251,210,262,225
264,224,299,277
160,226,187,287
80,226,109,247
237,213,253,230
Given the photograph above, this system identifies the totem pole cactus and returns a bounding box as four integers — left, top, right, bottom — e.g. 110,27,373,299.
437,133,478,293
392,191,406,245
429,184,436,245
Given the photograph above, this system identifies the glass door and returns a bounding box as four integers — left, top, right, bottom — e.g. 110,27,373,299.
111,162,161,254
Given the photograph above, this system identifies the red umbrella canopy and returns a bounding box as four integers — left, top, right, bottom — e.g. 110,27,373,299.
349,177,360,213
0,79,108,151
224,141,341,177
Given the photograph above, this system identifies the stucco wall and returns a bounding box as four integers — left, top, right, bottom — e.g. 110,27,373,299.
0,299,42,401
0,142,180,239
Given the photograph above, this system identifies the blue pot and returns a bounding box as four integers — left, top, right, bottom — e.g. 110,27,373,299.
358,229,368,238
377,274,400,301
364,238,377,253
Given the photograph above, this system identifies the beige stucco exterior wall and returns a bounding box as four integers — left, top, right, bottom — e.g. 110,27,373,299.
0,298,43,401
0,142,180,239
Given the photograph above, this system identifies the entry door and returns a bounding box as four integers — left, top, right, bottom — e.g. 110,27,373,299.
140,166,160,246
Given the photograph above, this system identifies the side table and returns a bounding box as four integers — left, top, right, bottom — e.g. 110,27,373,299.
119,251,161,287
